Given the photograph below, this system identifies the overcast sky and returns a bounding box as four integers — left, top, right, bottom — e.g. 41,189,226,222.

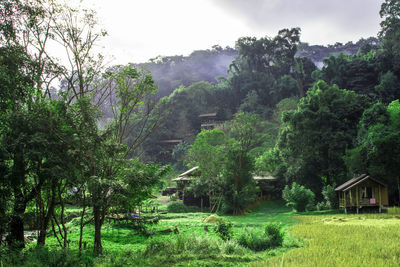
80,0,383,65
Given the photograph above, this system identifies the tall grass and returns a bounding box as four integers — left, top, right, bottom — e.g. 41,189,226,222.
387,206,400,215
255,215,400,267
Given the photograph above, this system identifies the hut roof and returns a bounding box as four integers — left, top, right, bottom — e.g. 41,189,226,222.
253,176,277,181
172,166,200,181
335,174,386,192
178,166,199,177
159,139,182,144
199,113,217,118
171,176,192,181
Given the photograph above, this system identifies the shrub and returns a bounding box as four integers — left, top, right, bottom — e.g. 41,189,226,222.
265,223,283,247
221,239,247,255
167,202,188,213
282,182,315,212
144,233,250,256
322,184,338,209
236,229,271,251
214,220,233,241
203,214,225,223
316,201,327,211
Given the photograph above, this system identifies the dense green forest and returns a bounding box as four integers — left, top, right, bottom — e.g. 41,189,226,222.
1,0,400,266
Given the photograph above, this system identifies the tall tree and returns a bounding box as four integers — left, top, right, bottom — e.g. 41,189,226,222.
277,81,370,194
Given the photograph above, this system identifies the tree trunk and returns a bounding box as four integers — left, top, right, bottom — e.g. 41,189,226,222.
93,205,102,255
9,203,26,248
79,188,86,251
37,181,57,245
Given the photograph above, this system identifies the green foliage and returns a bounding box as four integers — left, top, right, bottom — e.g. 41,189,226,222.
236,223,283,251
167,202,189,213
236,230,271,251
265,223,284,247
321,184,338,209
0,246,94,267
117,160,169,211
282,182,315,212
255,147,281,175
214,220,233,241
278,81,369,193
222,145,257,215
345,100,400,201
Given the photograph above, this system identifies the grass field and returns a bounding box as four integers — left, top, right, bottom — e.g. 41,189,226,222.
3,201,400,266
256,213,400,267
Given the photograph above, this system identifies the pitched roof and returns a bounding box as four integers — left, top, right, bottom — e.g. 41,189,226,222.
172,176,193,181
172,166,200,181
335,174,386,192
178,166,200,177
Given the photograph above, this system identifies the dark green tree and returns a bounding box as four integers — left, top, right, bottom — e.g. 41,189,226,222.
345,100,400,203
277,81,370,194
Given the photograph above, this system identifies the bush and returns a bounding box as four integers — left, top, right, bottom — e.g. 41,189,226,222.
203,214,225,223
214,220,233,241
236,224,284,251
282,182,315,212
236,229,271,251
322,184,338,209
265,223,284,247
316,201,327,211
167,202,188,213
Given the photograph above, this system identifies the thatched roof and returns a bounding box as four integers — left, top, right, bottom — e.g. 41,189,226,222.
335,174,386,192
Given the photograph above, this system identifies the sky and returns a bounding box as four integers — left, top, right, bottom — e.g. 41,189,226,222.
78,0,383,65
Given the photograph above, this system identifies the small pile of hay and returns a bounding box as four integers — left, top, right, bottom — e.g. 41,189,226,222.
202,214,225,223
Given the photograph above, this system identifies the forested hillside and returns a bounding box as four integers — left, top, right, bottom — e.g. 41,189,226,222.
136,37,379,98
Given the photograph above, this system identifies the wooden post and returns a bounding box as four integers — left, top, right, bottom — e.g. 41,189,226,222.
350,189,352,206
356,186,359,210
379,184,382,213
344,192,347,213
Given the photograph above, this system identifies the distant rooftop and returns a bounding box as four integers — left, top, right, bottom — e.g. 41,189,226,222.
159,139,182,144
199,113,217,118
253,176,277,181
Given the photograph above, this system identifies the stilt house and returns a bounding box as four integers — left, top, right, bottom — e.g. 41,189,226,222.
335,174,388,213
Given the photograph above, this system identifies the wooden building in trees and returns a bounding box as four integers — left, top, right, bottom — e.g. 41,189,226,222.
199,113,219,130
171,167,278,207
335,174,388,213
172,166,209,208
253,176,278,200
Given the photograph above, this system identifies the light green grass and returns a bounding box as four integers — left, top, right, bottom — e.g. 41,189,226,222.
40,201,297,266
255,213,400,267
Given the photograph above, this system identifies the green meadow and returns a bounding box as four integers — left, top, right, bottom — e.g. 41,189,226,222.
3,201,400,266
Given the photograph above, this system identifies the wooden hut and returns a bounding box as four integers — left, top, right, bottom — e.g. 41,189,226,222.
172,166,208,207
199,113,218,130
253,176,278,200
335,174,388,213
